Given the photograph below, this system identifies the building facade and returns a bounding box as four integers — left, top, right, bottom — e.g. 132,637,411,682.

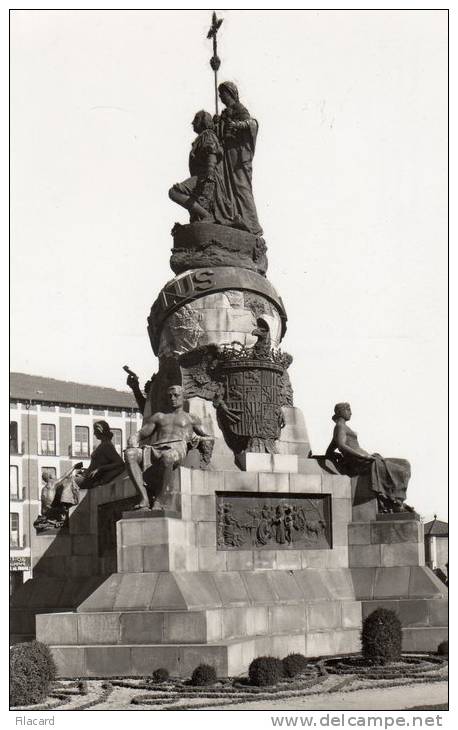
10,372,141,592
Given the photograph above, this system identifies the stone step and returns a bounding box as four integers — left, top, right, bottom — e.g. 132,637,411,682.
48,628,362,678
36,598,363,646
70,569,359,612
361,597,448,628
401,626,448,652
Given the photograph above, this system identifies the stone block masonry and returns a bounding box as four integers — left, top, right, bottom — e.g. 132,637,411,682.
348,514,447,651
16,455,447,677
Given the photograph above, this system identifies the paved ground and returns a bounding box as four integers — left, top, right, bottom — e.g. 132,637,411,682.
76,680,447,711
13,675,449,712
209,682,449,711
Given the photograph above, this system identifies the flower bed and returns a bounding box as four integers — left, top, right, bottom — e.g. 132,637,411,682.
321,654,447,680
11,653,448,711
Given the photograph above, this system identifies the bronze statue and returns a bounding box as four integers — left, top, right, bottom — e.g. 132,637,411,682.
252,318,272,359
169,110,233,225
325,402,413,513
34,463,82,532
40,470,59,516
216,81,263,235
124,364,155,415
124,384,212,510
77,420,125,489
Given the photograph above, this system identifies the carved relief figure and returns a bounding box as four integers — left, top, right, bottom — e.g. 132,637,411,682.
181,347,221,402
256,504,274,545
245,503,273,546
273,504,287,544
216,496,331,550
325,402,413,513
216,81,263,235
124,385,212,510
284,505,294,544
158,304,204,358
305,519,326,540
219,504,242,547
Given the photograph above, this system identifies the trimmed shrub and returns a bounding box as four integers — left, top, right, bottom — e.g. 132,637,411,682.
248,656,284,686
152,667,170,683
437,640,448,656
190,664,217,686
77,680,88,695
282,653,309,678
10,641,57,707
361,608,402,665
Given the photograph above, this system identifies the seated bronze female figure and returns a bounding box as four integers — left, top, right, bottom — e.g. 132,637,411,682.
77,420,125,489
325,402,413,513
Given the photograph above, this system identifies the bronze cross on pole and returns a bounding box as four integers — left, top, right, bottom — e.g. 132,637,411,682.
207,11,223,116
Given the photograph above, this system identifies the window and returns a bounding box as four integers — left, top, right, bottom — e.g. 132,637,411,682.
112,429,123,456
10,513,20,548
10,466,19,500
41,466,56,481
74,426,90,457
75,407,90,415
41,404,56,412
41,424,56,455
93,408,105,416
10,422,18,454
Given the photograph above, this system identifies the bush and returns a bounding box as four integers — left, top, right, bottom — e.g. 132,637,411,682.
10,641,57,707
190,664,217,686
248,656,284,686
77,680,88,695
282,653,309,678
152,667,170,683
361,608,402,666
437,640,448,656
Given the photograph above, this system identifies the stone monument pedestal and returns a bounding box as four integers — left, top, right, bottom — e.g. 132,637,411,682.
34,458,364,677
348,513,448,652
27,452,447,678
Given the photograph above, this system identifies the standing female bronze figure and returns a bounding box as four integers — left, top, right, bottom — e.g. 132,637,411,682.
217,81,263,235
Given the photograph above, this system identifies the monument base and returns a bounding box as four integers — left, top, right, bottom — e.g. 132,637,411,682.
13,451,447,677
348,514,448,652
36,566,362,677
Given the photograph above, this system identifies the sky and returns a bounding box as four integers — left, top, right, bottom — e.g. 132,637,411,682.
10,9,448,520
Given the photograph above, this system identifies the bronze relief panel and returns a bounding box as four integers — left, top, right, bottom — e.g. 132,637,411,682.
216,492,332,550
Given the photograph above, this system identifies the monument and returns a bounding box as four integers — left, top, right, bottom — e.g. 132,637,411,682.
11,13,447,678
